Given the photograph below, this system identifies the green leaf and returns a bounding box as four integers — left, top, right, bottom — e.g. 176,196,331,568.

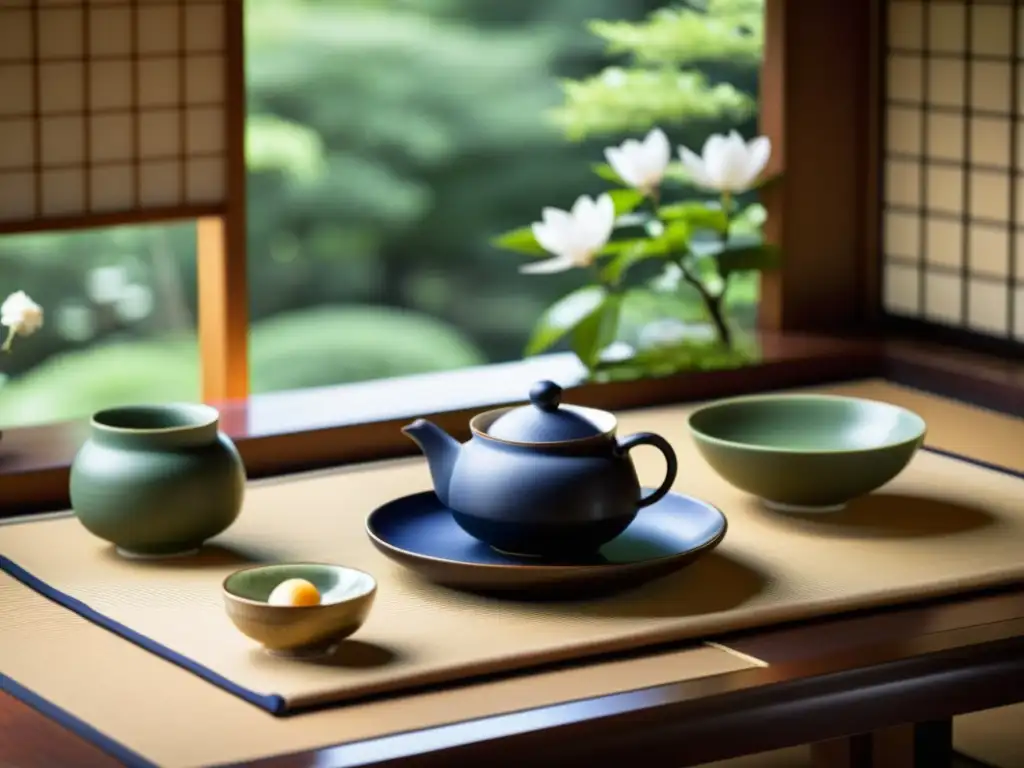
592,163,625,184
524,286,607,357
491,226,546,256
729,203,767,236
662,220,692,248
571,293,622,369
589,334,760,383
608,188,645,216
587,8,765,69
741,202,768,226
717,242,782,276
601,217,696,283
600,238,643,256
658,202,728,233
614,211,650,229
643,219,664,237
600,241,667,284
695,232,760,258
724,271,760,309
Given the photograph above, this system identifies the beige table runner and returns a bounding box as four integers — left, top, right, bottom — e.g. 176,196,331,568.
1,574,757,767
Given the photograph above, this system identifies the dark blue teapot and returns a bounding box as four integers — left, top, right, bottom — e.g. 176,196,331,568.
402,380,678,559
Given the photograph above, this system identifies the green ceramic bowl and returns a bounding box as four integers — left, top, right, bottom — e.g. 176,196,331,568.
223,563,377,657
688,394,926,512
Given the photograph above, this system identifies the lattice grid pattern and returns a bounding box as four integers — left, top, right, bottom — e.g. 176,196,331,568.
882,0,1024,340
0,0,228,226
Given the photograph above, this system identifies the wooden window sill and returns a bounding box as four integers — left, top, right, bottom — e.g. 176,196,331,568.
1,331,1020,517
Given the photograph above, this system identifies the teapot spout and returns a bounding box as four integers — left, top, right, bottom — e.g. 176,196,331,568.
401,419,461,506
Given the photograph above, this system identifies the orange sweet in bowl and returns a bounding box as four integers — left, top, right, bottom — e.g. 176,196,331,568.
267,578,322,607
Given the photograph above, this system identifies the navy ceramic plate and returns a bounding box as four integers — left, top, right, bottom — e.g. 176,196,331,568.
365,490,727,599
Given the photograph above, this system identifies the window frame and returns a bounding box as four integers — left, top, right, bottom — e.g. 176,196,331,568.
197,1,249,402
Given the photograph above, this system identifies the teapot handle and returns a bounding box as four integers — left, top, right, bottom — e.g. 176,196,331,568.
618,432,678,509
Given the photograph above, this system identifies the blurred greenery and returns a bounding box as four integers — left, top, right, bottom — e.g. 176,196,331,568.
0,0,763,427
0,306,484,426
551,0,762,139
249,306,486,391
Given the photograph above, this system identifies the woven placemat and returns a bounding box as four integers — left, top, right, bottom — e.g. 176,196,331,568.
3,380,1024,716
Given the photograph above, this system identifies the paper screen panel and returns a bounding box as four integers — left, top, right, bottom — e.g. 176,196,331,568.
882,0,1023,341
0,0,229,229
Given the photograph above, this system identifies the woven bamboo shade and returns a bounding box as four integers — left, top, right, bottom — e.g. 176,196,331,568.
0,0,231,232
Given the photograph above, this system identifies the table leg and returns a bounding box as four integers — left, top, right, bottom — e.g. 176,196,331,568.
811,734,873,768
872,720,953,768
809,720,952,768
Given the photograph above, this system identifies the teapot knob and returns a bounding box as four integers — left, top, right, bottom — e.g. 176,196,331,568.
529,380,563,412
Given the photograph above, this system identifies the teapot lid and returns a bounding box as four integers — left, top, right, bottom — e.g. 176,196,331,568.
485,381,610,443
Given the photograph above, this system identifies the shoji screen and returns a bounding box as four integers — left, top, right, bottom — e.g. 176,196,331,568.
0,0,228,231
882,0,1023,341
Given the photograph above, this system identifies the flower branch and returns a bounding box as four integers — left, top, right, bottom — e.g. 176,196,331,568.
493,127,781,376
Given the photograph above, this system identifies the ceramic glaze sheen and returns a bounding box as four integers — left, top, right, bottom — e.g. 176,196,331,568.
447,438,645,557
70,404,246,557
403,381,678,558
688,394,926,509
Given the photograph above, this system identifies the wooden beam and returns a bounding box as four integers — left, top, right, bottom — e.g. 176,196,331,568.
760,0,879,332
0,205,225,236
197,215,248,402
197,0,249,402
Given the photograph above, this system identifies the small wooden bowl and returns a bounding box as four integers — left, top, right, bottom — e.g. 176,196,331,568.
222,563,376,657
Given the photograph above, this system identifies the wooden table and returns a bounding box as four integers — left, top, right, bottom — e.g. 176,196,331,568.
3,349,1024,768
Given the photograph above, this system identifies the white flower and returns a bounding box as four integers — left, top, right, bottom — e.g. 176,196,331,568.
1,291,44,337
604,128,671,194
522,193,616,274
678,130,771,194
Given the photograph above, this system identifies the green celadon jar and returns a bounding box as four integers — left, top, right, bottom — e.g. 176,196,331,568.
70,403,246,558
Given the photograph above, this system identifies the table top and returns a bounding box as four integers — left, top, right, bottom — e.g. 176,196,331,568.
3,373,1024,768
